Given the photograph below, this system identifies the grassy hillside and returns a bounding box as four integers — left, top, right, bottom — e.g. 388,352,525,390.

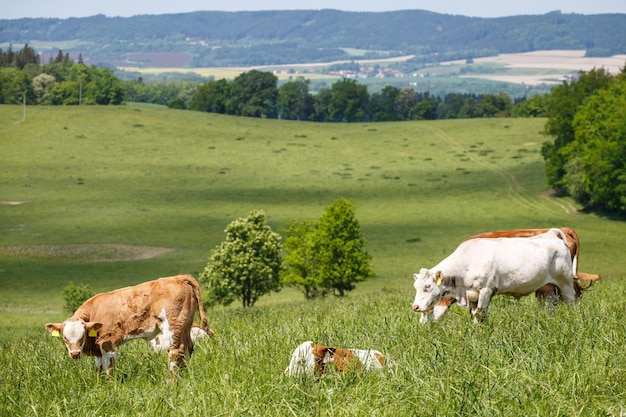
1,104,621,313
1,105,625,415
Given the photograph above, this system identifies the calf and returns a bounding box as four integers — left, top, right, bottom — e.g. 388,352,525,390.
46,274,211,379
283,341,390,377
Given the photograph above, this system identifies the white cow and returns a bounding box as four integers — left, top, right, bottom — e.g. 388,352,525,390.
411,228,575,323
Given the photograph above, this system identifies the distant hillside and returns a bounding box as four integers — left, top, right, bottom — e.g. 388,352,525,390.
1,10,625,68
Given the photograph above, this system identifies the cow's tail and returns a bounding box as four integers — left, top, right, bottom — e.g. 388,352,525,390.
187,275,214,338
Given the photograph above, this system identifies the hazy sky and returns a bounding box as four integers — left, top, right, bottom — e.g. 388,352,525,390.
3,0,626,20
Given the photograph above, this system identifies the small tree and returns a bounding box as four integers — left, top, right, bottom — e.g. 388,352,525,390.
61,283,93,313
311,199,373,297
200,210,282,308
281,220,325,299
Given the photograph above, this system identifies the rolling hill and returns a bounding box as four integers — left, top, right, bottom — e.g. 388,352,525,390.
1,10,626,68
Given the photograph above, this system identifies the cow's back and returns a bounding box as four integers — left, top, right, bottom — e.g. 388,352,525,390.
78,275,198,342
445,230,572,293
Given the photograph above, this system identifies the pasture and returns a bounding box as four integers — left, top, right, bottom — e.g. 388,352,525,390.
0,104,625,415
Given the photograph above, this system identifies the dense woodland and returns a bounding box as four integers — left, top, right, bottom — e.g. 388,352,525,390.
1,10,626,68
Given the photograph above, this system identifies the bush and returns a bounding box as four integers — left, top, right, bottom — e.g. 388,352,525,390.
61,283,93,313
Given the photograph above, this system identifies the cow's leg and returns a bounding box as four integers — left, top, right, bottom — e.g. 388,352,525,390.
535,284,560,309
101,349,117,376
95,356,103,372
472,287,495,323
167,334,194,381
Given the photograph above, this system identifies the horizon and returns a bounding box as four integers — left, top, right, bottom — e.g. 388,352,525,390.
3,0,626,20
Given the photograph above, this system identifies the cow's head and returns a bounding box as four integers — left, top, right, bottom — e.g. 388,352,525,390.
412,268,453,313
46,320,102,359
312,344,337,374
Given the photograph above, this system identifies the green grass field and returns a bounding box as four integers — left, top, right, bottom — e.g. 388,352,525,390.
1,104,624,415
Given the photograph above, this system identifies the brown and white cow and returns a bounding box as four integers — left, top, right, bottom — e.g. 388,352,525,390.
412,228,576,323
419,227,600,322
46,274,211,379
283,341,391,377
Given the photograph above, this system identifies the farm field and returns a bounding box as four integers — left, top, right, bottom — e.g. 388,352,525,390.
1,104,625,415
120,49,626,87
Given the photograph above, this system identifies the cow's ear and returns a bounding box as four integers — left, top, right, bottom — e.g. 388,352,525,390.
436,272,456,287
435,271,443,286
45,323,63,337
85,322,103,337
414,268,428,280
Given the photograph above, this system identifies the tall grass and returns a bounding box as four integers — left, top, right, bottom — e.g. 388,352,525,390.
1,104,625,415
1,287,625,416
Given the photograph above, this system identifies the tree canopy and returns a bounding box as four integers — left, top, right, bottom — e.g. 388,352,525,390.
199,210,282,308
282,199,373,298
541,67,626,215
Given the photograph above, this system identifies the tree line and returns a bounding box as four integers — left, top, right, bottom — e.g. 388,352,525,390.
541,67,626,215
0,45,534,119
0,44,124,105
187,70,525,121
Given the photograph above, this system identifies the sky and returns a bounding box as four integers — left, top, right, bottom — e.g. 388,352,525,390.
3,0,626,20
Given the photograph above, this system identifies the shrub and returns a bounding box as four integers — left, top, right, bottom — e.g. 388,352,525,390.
61,282,93,313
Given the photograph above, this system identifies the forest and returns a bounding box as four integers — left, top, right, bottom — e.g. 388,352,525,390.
1,10,626,68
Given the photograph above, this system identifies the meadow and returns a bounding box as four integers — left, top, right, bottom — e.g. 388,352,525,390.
0,104,625,416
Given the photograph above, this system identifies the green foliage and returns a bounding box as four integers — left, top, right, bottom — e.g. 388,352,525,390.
226,70,278,118
541,67,626,214
311,199,373,297
281,220,324,299
0,47,125,106
61,282,93,313
327,78,370,122
567,80,626,212
187,78,229,112
200,210,283,308
541,68,614,191
369,85,402,122
411,93,439,120
277,77,313,121
512,94,549,117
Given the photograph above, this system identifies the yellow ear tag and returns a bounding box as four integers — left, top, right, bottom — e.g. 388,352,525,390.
51,330,60,337
88,329,98,337
436,277,442,286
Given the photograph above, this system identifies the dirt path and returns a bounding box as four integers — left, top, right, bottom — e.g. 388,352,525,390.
0,244,174,262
